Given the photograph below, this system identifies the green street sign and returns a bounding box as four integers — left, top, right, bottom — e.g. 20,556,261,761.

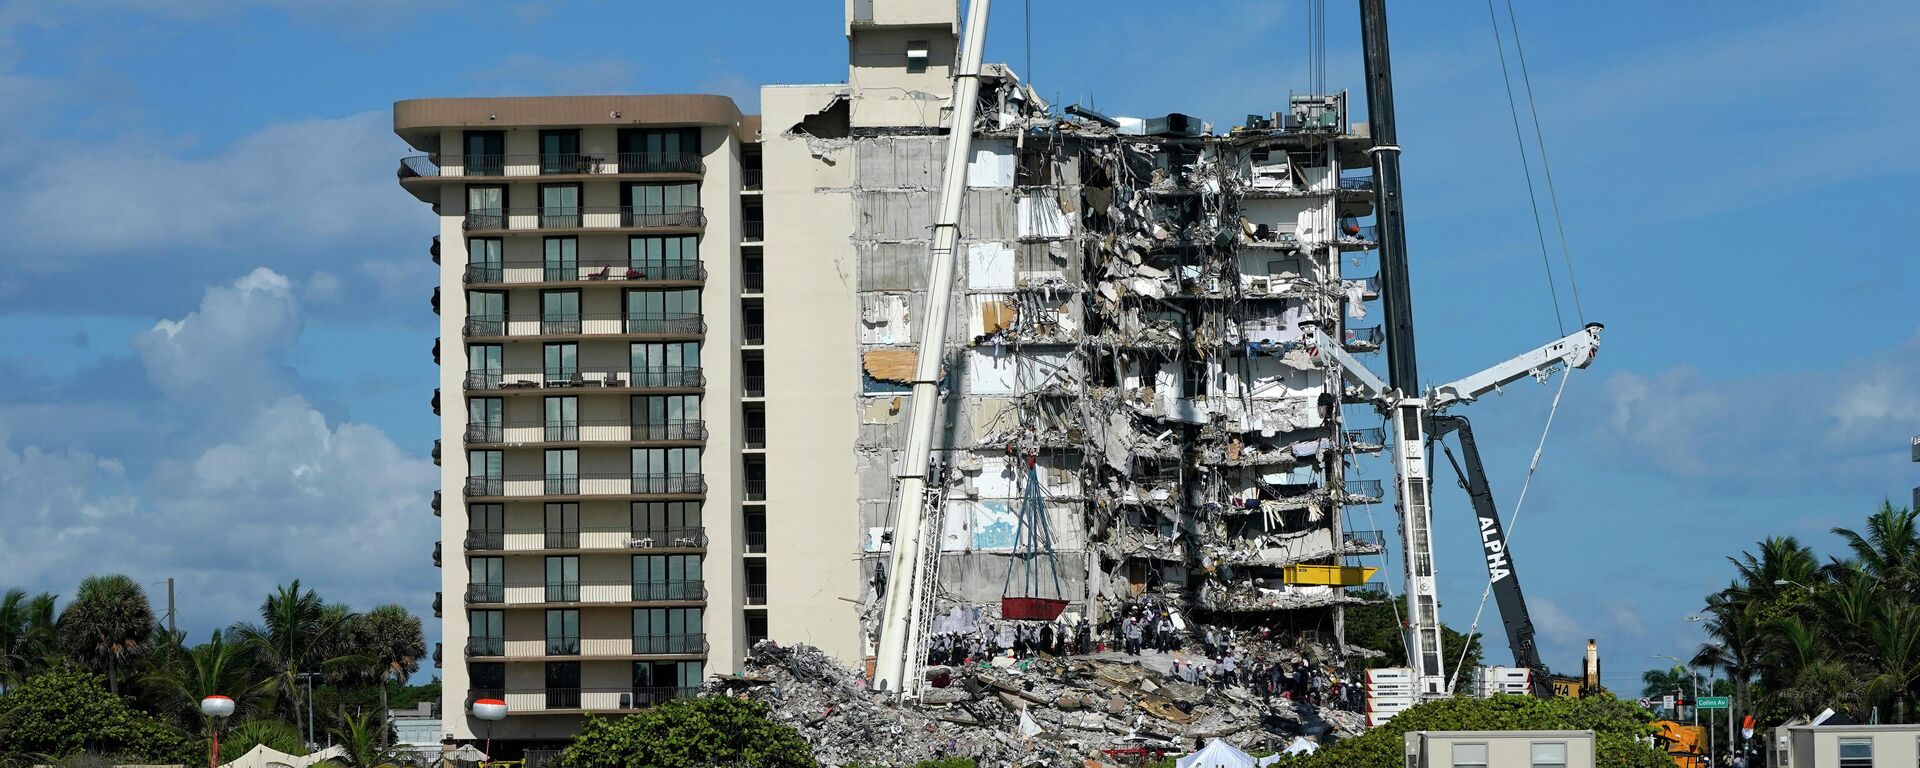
1698,696,1731,709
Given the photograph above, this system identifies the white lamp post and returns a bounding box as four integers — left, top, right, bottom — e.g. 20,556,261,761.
471,697,507,764
200,695,235,768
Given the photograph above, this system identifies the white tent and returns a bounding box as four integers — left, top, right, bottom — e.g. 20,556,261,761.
219,743,345,768
1176,739,1256,768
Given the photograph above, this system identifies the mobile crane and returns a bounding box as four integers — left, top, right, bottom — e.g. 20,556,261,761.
1349,0,1601,700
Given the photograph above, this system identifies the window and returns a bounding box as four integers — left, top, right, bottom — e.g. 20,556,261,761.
633,501,702,542
466,185,506,229
633,395,700,439
1838,738,1872,768
618,128,699,173
906,39,929,73
467,504,504,550
467,344,504,390
545,609,580,655
1530,742,1567,768
1450,743,1488,768
625,288,700,333
630,235,699,280
540,290,580,335
1182,359,1210,397
633,607,703,654
544,503,579,549
544,661,581,708
544,237,578,282
625,182,698,225
463,131,504,176
468,557,503,603
468,610,503,656
544,343,578,384
469,661,505,696
466,290,506,336
467,398,502,443
633,554,702,601
633,447,699,492
544,556,579,602
539,183,581,228
467,450,503,496
538,129,581,174
544,449,578,494
467,238,503,283
544,396,578,441
631,342,700,387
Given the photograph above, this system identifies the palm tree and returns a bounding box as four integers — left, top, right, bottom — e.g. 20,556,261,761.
222,719,308,757
229,581,358,737
0,589,59,691
1642,665,1696,700
351,605,426,745
1832,501,1920,592
147,630,269,737
56,575,156,693
1863,600,1920,723
329,711,404,768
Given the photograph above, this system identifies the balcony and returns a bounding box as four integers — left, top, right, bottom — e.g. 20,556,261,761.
462,206,704,235
1344,479,1384,503
745,582,767,606
1342,325,1383,353
742,168,763,191
744,427,766,449
461,313,706,340
743,323,764,345
464,473,707,499
742,375,765,397
496,686,696,713
464,366,703,392
1335,219,1378,250
464,419,707,446
744,530,766,554
742,269,764,294
473,580,707,607
467,526,707,553
1343,427,1386,453
464,261,706,287
744,478,766,501
466,637,505,657
742,219,764,241
632,634,709,656
1338,174,1376,193
398,152,703,180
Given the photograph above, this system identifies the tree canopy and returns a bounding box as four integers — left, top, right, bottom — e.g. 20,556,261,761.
1270,694,1670,768
0,667,195,766
558,696,816,768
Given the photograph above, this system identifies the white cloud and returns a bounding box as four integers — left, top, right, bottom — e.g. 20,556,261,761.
133,267,301,402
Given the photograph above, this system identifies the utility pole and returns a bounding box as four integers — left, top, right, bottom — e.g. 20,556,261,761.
166,578,176,635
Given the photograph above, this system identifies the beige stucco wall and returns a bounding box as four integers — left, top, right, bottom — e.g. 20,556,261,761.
1409,730,1595,768
757,83,863,663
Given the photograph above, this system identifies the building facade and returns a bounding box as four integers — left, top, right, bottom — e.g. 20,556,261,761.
402,0,1393,750
1403,730,1595,768
398,95,760,747
1774,723,1920,768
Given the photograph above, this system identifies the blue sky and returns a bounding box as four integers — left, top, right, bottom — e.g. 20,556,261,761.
1,0,1914,691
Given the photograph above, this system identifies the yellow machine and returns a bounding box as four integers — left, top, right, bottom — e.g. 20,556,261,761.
1651,720,1708,768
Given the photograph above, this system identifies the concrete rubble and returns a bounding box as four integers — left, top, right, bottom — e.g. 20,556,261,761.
706,641,1368,768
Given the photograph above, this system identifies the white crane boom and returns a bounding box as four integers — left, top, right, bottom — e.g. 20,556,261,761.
870,0,994,698
1429,324,1603,411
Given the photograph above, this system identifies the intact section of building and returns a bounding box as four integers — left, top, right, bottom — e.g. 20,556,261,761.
1403,730,1595,768
397,94,755,748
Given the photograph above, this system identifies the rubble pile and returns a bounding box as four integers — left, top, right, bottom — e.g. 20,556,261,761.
706,642,1367,768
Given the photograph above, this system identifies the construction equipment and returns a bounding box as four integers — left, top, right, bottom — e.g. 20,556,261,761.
1355,0,1602,701
870,0,993,698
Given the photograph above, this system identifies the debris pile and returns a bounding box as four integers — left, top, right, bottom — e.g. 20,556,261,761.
707,642,1367,767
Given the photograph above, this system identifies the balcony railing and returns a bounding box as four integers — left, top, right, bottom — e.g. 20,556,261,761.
742,270,764,293
466,526,709,552
463,205,704,233
465,261,706,286
465,473,707,498
742,219,764,241
742,168,763,190
1344,479,1384,501
743,323,764,345
488,580,707,606
633,634,709,655
462,313,706,338
1343,427,1386,449
465,419,708,445
1336,220,1379,247
745,582,767,606
1338,174,1376,192
497,686,696,712
744,427,766,449
465,584,505,604
464,366,703,391
744,478,767,501
467,637,505,657
399,152,703,179
742,375,765,397
744,530,767,554
1343,325,1383,351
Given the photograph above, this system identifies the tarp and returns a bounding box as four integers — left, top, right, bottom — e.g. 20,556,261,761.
1176,739,1256,768
219,744,345,768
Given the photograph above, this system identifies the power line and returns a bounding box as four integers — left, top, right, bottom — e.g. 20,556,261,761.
1483,0,1564,336
1503,0,1586,324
